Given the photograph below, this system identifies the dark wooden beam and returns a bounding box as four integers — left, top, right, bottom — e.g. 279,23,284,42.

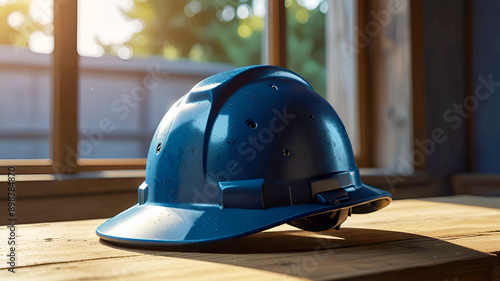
410,0,427,171
356,0,373,167
465,0,475,172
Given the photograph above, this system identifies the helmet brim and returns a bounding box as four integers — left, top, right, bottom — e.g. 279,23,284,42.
96,184,391,245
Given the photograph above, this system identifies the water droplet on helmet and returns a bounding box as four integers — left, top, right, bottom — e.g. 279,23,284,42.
247,121,258,129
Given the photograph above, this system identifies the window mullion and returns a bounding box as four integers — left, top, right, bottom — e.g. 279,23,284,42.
267,0,287,67
52,0,79,173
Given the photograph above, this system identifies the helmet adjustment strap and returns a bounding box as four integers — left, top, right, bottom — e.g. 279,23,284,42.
310,172,352,205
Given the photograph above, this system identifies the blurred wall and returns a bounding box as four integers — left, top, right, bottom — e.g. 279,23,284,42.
472,0,500,173
422,0,468,191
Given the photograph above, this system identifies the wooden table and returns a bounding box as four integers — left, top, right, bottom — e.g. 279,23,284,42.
1,195,499,280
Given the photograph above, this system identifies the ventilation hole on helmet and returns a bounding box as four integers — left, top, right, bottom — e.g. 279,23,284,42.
270,85,278,90
156,143,162,154
310,115,314,119
282,149,290,157
248,121,258,129
316,100,320,104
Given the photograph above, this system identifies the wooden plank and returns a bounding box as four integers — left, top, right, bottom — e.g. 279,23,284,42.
451,174,500,196
267,0,287,67
77,159,146,171
0,196,498,280
1,226,498,281
0,170,142,224
0,159,146,175
0,170,145,200
360,170,443,199
52,0,79,173
0,160,54,174
0,192,136,224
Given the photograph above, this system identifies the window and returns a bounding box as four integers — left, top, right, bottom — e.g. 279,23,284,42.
286,0,328,97
363,0,412,171
323,0,358,155
1,0,414,175
0,0,53,160
76,0,262,159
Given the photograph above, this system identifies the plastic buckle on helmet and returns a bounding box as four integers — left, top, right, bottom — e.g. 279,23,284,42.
218,179,266,209
316,189,349,205
138,182,148,205
310,172,352,205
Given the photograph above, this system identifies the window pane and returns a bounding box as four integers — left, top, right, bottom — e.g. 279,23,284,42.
0,0,53,159
286,0,327,96
368,0,412,170
77,0,261,158
324,0,358,154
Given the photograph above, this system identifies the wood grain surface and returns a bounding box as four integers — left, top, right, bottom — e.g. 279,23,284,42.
0,195,499,280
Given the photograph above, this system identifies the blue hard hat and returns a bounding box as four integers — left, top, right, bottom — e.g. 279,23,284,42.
96,65,392,245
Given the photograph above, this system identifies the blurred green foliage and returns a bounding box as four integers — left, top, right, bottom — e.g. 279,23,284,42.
285,0,326,96
0,0,35,47
121,0,326,95
123,0,263,67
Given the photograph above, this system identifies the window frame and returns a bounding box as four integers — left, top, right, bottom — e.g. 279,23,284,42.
0,0,301,174
0,0,147,174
